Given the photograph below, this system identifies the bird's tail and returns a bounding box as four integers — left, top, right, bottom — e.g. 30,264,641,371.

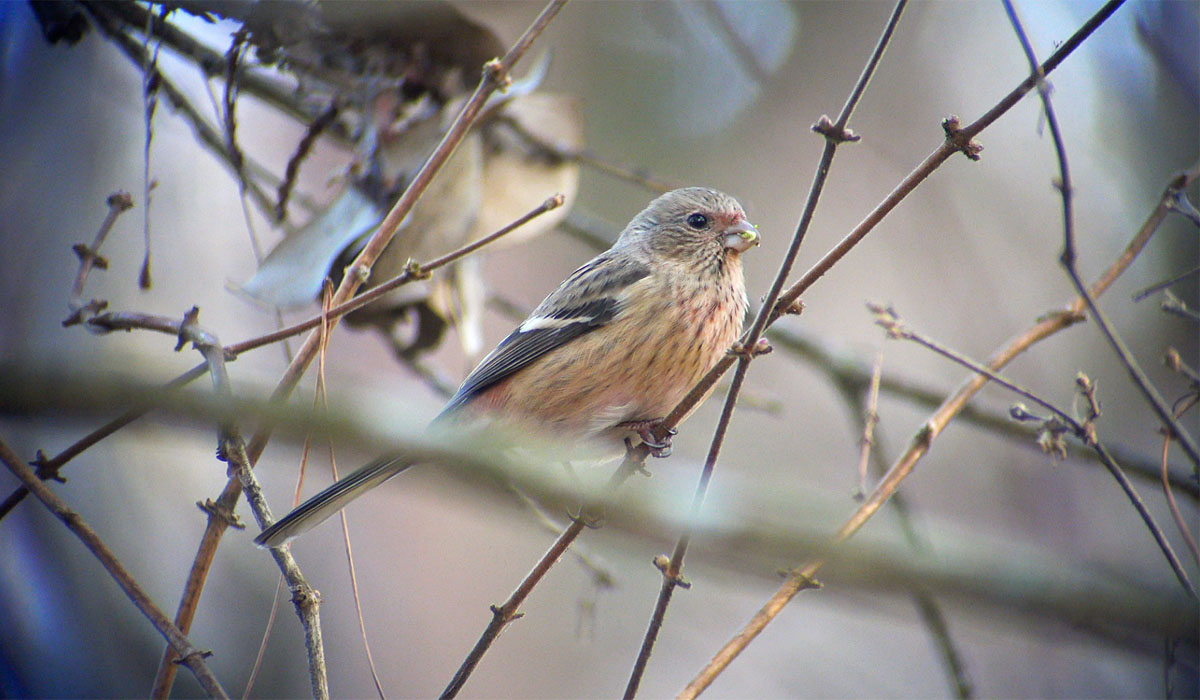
254,454,412,548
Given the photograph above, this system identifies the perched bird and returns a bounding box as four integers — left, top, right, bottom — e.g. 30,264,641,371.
255,187,759,547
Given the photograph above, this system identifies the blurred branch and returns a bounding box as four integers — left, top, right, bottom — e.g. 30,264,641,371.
0,436,230,699
767,325,1198,499
1161,393,1200,567
84,2,278,220
86,0,329,132
498,114,681,193
0,367,1193,644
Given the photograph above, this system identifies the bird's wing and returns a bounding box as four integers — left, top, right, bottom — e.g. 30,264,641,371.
438,253,650,416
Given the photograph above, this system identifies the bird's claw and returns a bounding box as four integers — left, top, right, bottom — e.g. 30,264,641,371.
620,420,676,458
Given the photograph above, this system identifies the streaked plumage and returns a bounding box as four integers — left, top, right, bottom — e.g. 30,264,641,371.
256,187,758,547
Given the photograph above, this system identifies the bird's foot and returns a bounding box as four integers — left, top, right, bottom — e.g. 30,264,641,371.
619,419,677,458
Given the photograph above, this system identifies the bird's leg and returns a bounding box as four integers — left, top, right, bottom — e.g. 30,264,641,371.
618,419,677,458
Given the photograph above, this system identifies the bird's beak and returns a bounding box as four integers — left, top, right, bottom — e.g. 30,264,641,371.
722,220,760,252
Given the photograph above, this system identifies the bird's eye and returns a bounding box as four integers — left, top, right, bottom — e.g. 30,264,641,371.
686,212,709,229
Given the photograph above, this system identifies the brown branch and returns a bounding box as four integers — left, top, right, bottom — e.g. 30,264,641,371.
0,437,229,699
84,3,278,219
829,376,974,697
158,4,567,696
1003,0,1198,469
1161,394,1200,566
624,2,907,695
276,101,341,223
675,4,1153,694
854,341,885,500
766,325,1198,499
876,305,1195,597
87,0,331,134
770,0,1124,318
441,449,644,698
51,304,330,698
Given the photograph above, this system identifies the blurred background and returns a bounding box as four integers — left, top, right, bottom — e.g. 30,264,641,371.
1,1,1196,697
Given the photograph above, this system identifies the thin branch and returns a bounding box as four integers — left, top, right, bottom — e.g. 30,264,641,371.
1162,392,1200,566
766,325,1197,498
623,2,908,696
1133,264,1200,303
138,3,160,289
1004,0,1199,469
277,100,341,223
84,3,278,220
0,437,229,699
58,306,331,699
854,341,885,500
672,7,1147,690
160,5,567,697
66,191,134,311
875,305,1195,597
441,450,643,698
829,381,973,698
89,0,331,134
1161,291,1200,324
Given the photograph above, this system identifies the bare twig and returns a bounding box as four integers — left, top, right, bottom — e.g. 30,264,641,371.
66,191,134,314
874,305,1195,597
623,3,907,696
59,306,331,699
830,384,973,698
84,3,278,219
675,5,1142,694
499,115,680,193
1003,0,1199,469
767,325,1196,498
1161,291,1200,324
0,437,229,699
88,0,333,135
159,5,567,697
441,450,643,698
1133,264,1200,303
138,3,160,289
277,101,341,223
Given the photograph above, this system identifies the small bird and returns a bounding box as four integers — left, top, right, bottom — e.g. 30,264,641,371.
255,187,759,547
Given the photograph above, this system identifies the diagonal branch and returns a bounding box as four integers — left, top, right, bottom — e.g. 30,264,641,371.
154,3,568,697
1001,0,1199,470
0,436,230,699
623,1,909,695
